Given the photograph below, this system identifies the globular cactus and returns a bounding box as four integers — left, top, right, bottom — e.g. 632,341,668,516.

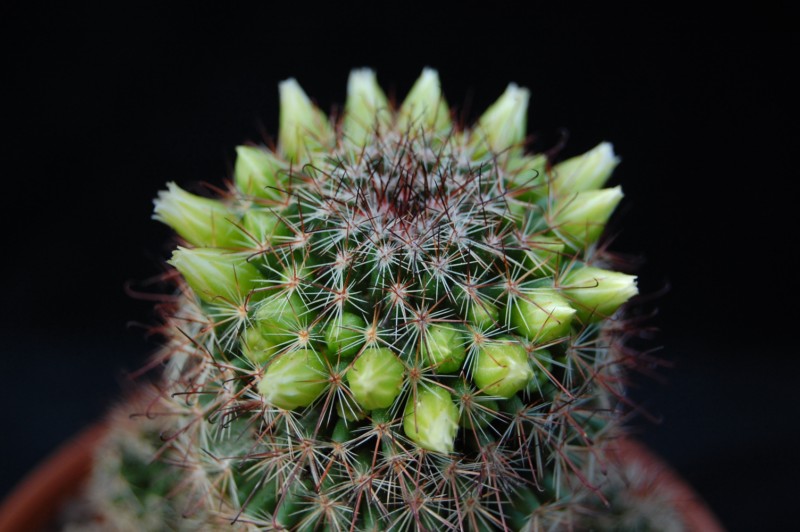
73,68,672,531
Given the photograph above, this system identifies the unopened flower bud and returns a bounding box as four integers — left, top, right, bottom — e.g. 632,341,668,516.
562,266,638,322
325,312,367,359
398,68,450,132
169,247,261,303
234,146,286,199
522,236,566,275
153,182,241,247
507,154,548,202
551,186,623,248
241,326,280,365
551,142,619,194
257,349,328,410
403,385,459,453
255,292,307,347
474,83,530,154
424,324,467,374
466,298,500,330
343,68,391,146
278,78,333,162
511,290,576,344
346,347,405,410
242,209,289,247
474,339,533,398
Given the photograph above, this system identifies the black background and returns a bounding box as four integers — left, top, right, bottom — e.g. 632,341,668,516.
2,4,797,530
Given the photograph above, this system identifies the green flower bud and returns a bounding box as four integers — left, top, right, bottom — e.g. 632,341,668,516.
562,266,638,322
346,347,405,410
522,236,566,275
234,146,286,199
474,83,530,154
510,290,576,344
325,312,367,359
278,78,333,162
242,208,289,247
255,292,307,347
168,248,261,303
153,182,241,247
403,385,459,453
343,68,391,146
398,68,450,132
257,349,328,410
466,298,500,330
474,339,533,398
240,326,280,365
424,324,467,374
551,186,624,248
507,154,547,202
551,142,619,194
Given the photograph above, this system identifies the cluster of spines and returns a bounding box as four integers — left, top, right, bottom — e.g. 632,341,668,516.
143,68,638,530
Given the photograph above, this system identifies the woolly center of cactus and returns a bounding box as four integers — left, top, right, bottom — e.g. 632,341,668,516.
303,135,504,278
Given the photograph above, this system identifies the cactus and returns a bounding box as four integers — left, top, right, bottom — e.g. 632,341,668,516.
66,68,685,531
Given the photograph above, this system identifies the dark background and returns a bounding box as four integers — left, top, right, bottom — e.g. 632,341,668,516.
2,4,796,530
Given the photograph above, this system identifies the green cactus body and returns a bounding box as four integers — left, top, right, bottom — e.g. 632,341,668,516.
84,68,653,531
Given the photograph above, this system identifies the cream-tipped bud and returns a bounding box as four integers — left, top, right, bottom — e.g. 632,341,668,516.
168,247,261,303
551,186,624,248
403,385,459,453
343,68,391,146
562,266,638,322
511,290,576,344
474,339,533,398
346,347,405,410
257,349,328,410
234,146,286,199
153,182,241,247
552,142,620,194
278,78,333,162
398,68,450,132
474,83,530,154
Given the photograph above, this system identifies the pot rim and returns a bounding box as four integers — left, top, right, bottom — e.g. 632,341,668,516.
0,422,108,532
0,425,723,531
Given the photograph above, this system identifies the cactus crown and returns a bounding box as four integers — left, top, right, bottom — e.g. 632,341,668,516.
105,68,642,530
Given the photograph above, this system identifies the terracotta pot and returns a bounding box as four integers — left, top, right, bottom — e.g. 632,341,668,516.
0,425,723,531
0,423,107,532
609,439,725,532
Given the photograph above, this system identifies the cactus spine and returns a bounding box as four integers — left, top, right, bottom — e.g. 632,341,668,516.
71,68,677,531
